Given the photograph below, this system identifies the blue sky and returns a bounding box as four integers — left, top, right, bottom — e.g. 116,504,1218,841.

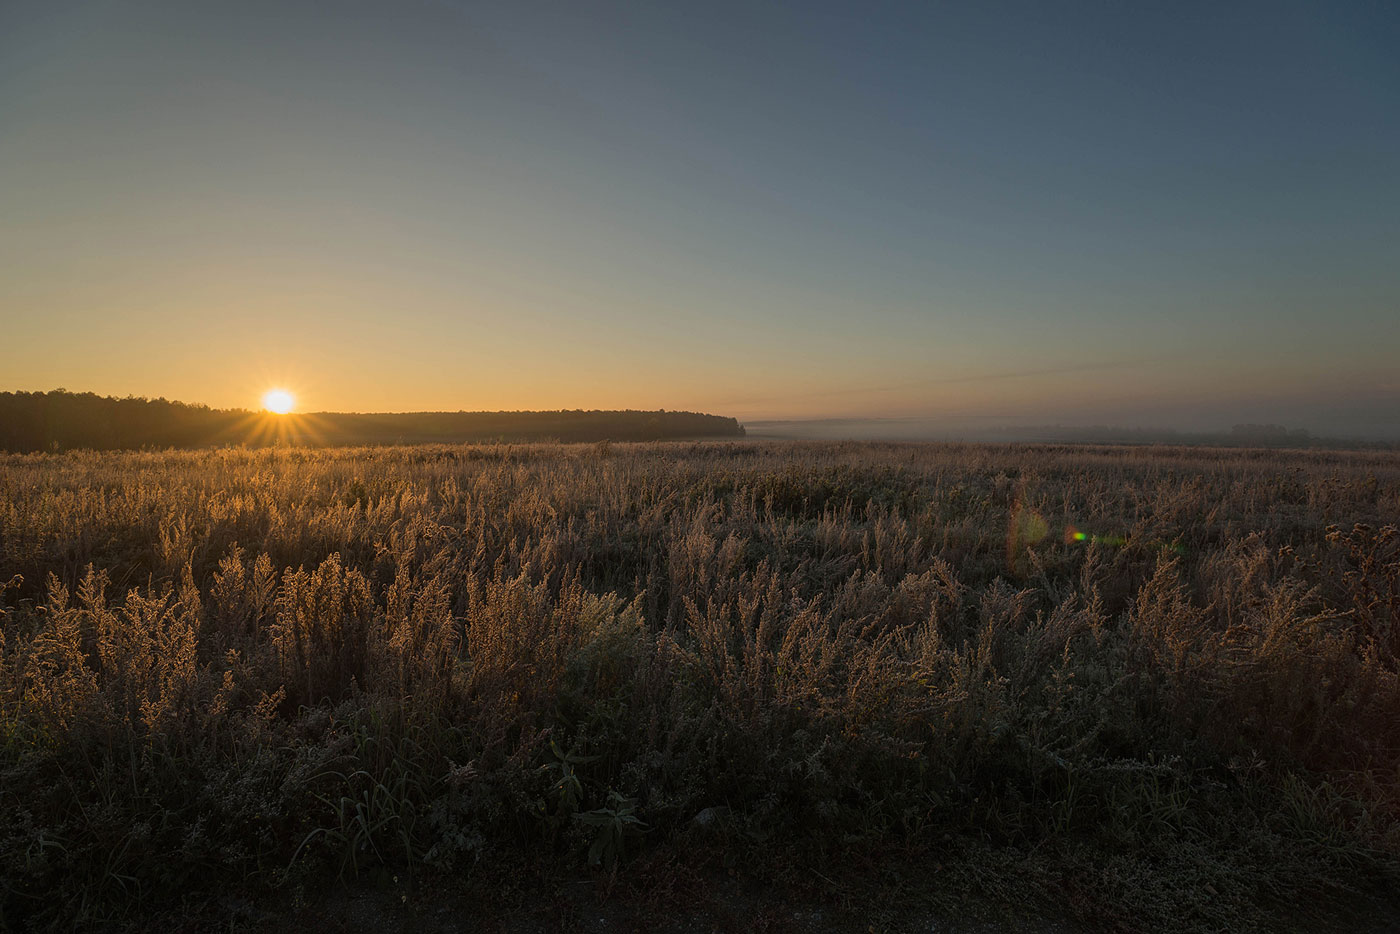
3,0,1397,434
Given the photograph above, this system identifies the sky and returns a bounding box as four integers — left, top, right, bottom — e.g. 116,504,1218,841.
2,0,1398,436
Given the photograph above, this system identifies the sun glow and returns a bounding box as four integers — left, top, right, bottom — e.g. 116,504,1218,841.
261,389,295,414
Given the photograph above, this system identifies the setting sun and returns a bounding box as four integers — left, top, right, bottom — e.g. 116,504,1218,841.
261,389,295,414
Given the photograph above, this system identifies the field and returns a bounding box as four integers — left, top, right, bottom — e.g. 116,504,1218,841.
2,441,1398,931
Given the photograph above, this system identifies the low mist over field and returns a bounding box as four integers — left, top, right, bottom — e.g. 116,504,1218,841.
747,417,1400,448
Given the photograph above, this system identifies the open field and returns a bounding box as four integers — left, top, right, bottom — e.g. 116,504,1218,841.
1,441,1398,931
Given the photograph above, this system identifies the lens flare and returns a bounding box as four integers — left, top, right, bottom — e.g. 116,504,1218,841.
1007,495,1050,574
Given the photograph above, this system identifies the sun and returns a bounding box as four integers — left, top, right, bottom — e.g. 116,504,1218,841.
261,389,295,414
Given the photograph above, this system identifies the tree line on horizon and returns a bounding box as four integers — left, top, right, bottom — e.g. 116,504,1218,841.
0,390,745,452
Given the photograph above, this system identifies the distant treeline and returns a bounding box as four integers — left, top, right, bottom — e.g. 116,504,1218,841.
0,391,745,452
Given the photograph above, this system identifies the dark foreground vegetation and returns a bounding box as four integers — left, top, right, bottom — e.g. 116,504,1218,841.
1,442,1398,931
0,390,744,451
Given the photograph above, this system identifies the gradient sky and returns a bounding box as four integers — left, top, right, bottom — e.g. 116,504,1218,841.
3,0,1398,434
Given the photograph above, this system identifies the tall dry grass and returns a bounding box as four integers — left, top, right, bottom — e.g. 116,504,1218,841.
1,441,1397,930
